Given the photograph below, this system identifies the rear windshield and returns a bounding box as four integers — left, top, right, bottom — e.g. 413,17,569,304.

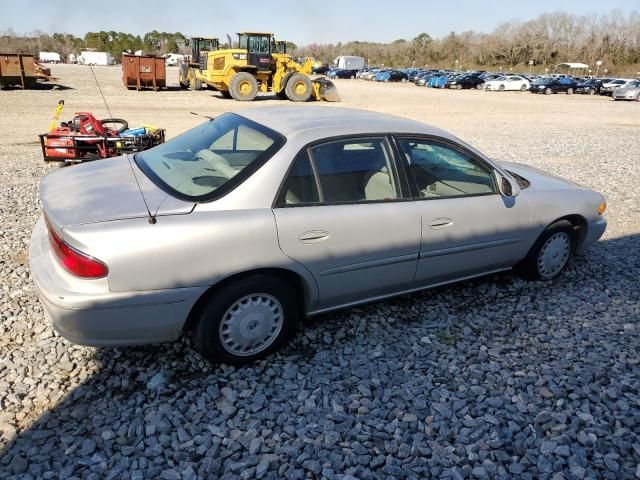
135,113,284,201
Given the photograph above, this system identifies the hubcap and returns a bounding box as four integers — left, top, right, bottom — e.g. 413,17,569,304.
218,294,283,356
294,81,307,95
537,232,571,279
239,80,252,95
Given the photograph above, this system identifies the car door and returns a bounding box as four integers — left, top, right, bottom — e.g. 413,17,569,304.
273,136,421,310
394,136,532,286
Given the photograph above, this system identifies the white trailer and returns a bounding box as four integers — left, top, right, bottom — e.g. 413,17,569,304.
165,53,186,66
334,55,365,71
77,51,116,66
39,52,61,63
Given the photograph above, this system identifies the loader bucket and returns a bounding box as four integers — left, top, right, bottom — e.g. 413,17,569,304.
313,78,341,102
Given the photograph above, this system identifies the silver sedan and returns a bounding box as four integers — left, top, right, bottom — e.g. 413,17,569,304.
612,80,640,101
30,107,607,363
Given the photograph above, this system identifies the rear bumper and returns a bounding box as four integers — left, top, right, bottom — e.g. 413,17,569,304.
577,217,607,255
29,216,207,346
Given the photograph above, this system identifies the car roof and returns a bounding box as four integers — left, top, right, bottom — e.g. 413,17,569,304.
236,106,452,139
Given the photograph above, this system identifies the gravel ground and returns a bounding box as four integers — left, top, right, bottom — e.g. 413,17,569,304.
0,65,639,479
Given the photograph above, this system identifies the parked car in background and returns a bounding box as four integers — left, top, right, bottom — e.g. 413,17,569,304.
447,73,485,89
530,77,578,95
600,79,635,96
429,74,449,88
575,78,611,95
31,106,607,363
484,75,531,92
312,65,331,74
327,68,358,79
612,80,640,101
375,70,408,82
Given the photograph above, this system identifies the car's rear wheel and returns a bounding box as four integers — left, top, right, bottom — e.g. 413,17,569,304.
518,221,574,281
520,84,527,92
499,84,505,92
544,88,552,95
567,88,574,95
191,274,299,364
588,88,595,95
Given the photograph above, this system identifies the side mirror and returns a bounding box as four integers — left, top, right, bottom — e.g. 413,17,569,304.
494,171,520,198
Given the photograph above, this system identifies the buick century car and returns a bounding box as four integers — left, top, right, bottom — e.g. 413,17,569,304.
30,107,607,363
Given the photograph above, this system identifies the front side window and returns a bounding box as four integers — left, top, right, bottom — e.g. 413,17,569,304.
398,139,495,198
279,137,398,205
136,113,283,201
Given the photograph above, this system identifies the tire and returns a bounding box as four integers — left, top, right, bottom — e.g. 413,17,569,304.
189,75,202,91
567,88,574,95
229,72,258,101
477,84,484,90
499,84,505,92
517,221,574,281
350,74,355,79
100,118,128,134
588,88,595,95
520,84,527,92
190,274,299,364
277,72,294,99
544,88,552,95
285,73,313,102
457,84,463,90
636,93,640,101
178,65,189,89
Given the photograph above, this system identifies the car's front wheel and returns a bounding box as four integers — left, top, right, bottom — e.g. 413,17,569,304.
518,221,574,280
191,274,299,364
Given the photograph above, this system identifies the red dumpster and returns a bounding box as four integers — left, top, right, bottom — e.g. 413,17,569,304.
122,54,166,91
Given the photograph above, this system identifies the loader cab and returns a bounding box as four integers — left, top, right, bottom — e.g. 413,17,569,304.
274,41,287,55
238,32,273,71
190,37,219,69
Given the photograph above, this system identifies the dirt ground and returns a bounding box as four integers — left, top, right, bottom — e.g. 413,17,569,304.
1,63,638,235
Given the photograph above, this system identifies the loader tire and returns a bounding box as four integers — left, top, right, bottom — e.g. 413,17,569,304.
277,72,294,99
285,73,313,102
189,75,202,91
229,72,258,101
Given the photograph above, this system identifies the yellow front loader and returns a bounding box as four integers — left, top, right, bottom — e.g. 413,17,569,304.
190,32,339,102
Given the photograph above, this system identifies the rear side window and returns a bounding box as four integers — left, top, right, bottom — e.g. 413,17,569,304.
278,137,398,206
279,151,319,205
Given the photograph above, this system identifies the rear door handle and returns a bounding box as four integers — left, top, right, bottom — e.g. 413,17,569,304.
429,217,453,229
299,230,330,244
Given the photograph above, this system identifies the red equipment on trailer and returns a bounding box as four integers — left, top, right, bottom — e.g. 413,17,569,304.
40,111,165,164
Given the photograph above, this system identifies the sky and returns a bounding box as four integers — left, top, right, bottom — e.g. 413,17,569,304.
1,0,639,45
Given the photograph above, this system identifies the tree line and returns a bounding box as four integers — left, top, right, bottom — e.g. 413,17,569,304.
1,10,639,74
0,30,189,60
298,11,640,74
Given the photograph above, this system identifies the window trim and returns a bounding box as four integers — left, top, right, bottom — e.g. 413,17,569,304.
392,134,499,201
273,134,411,208
135,113,286,204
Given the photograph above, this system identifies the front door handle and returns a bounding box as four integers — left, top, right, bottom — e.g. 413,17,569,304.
429,217,453,229
299,230,330,244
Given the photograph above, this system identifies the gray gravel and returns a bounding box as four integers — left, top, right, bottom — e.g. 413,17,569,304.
0,71,639,479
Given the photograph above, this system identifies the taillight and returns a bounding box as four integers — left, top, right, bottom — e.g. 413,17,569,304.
46,220,108,279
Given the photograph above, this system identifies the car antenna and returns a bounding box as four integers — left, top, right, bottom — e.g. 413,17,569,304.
190,111,215,121
89,65,114,120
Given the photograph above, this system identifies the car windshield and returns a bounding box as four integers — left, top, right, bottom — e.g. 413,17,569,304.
135,113,284,201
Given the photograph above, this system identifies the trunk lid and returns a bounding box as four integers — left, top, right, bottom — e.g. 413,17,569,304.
40,155,194,228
